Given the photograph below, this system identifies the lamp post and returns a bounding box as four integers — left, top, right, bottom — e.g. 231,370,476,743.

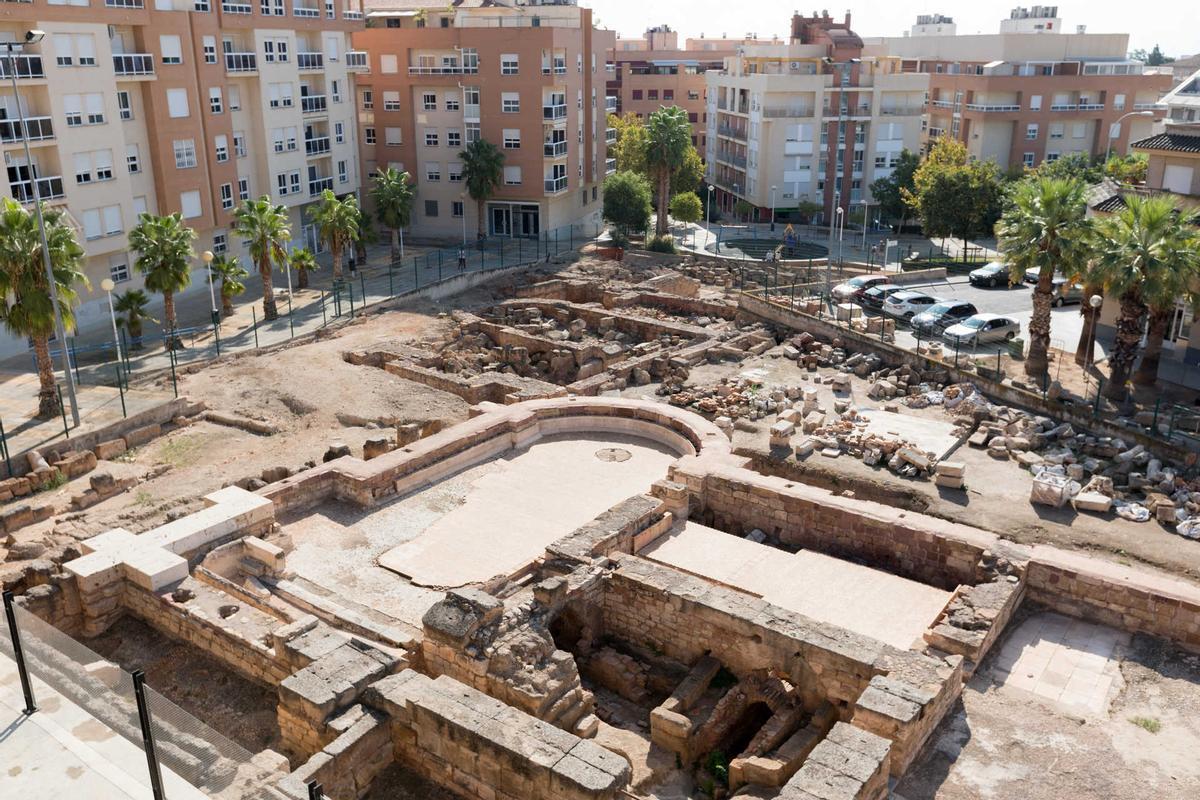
5,31,78,426
1086,294,1104,370
822,56,859,298
706,184,714,247
836,206,845,266
202,249,217,326
459,191,467,247
1105,110,1155,162
860,199,872,255
100,278,122,375
770,185,777,232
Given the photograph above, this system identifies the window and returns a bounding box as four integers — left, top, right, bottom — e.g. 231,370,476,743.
688,90,700,101
83,205,123,239
452,200,464,218
132,196,148,217
502,92,519,113
385,127,401,145
160,35,183,65
167,88,190,118
54,33,95,66
1022,152,1036,168
331,80,341,104
1045,151,1060,163
276,173,289,195
82,209,101,240
64,95,82,127
503,165,521,185
334,122,344,144
503,128,521,149
663,89,674,101
1114,93,1126,111
688,112,698,123
448,162,463,182
203,36,217,64
173,139,197,169
365,127,376,145
632,89,643,100
466,122,480,143
501,54,519,75
109,258,130,284
238,176,249,201
234,132,247,158
1072,123,1086,139
85,94,105,124
338,160,348,183
380,54,398,74
220,183,234,210
209,87,224,114
425,129,439,147
73,152,93,184
423,92,437,111
445,94,460,112
425,162,441,181
383,91,400,111
195,0,210,10
268,83,294,108
1029,94,1042,111
1025,123,1039,140
126,144,140,174
289,172,301,195
117,91,133,121
215,134,229,162
362,90,374,110
228,86,241,111
447,130,461,148
425,200,438,217
212,232,227,255
648,90,658,100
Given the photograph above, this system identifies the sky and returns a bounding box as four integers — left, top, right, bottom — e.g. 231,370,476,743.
578,1,1194,57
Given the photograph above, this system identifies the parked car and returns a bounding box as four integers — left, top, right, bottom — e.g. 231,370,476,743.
1051,278,1084,306
832,275,890,303
910,300,980,334
883,290,943,321
860,283,903,312
968,261,1015,288
943,314,1020,346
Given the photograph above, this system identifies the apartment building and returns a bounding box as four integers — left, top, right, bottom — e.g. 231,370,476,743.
353,1,614,240
0,1,365,358
870,19,1170,171
606,26,775,152
704,12,926,223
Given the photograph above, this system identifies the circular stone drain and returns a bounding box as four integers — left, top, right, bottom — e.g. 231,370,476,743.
595,448,632,462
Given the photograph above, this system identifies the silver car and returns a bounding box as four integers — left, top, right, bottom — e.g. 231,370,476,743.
942,314,1021,346
1052,278,1084,307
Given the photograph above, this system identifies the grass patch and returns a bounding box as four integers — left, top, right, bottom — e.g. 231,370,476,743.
35,471,68,493
1128,716,1162,734
132,490,157,507
157,435,207,469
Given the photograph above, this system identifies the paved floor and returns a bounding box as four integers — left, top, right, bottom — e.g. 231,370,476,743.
856,406,961,459
0,652,208,799
641,521,952,650
989,611,1130,716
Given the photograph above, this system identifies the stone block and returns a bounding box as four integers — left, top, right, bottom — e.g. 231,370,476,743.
123,424,162,449
1072,492,1112,514
934,474,964,490
935,461,965,478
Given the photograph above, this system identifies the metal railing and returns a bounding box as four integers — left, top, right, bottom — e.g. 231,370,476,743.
879,106,924,116
1050,103,1077,111
408,65,477,75
113,53,154,76
605,158,616,175
297,52,323,70
542,104,567,120
605,127,617,144
308,176,334,196
964,103,1019,112
544,175,568,194
345,51,368,69
0,115,54,144
0,54,44,79
305,136,330,156
762,106,814,118
10,175,64,203
224,52,256,72
220,0,251,12
716,151,747,168
343,8,363,19
717,125,746,140
301,95,327,114
293,4,319,17
543,140,568,158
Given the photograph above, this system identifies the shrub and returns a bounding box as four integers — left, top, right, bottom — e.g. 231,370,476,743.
602,170,652,237
647,235,676,254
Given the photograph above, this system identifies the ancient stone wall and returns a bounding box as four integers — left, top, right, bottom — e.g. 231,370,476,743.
273,705,393,800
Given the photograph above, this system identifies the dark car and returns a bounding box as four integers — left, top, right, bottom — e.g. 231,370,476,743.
968,261,1015,288
860,283,903,312
831,275,890,303
910,300,979,334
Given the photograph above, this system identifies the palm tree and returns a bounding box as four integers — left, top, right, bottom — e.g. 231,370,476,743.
211,254,249,317
1132,208,1200,386
996,177,1092,380
356,213,375,267
114,289,155,349
289,247,318,290
370,168,416,260
308,190,360,280
646,106,692,238
0,199,87,417
1091,195,1195,399
128,213,196,344
459,139,504,238
233,197,291,321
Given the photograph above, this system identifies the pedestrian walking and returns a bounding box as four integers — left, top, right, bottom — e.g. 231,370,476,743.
457,247,466,271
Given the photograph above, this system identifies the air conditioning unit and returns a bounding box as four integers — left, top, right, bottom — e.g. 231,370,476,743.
790,61,802,71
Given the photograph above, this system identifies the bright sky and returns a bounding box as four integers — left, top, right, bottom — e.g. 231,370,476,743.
579,1,1193,57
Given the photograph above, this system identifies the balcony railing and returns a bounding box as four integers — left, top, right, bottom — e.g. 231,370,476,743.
1134,102,1159,110
309,177,334,196
605,158,616,175
879,106,924,116
929,99,954,109
301,95,327,114
716,125,746,140
224,52,257,73
296,52,323,70
963,103,1019,112
343,9,363,19
0,55,44,80
543,140,568,158
113,54,155,76
221,0,251,12
345,51,368,70
10,176,65,203
293,4,319,17
605,96,618,111
1050,103,1077,111
542,104,567,120
305,136,330,156
1078,103,1105,111
716,151,747,168
544,176,568,194
605,127,617,144
0,116,54,144
408,65,477,75
928,127,946,137
464,103,480,120
105,0,144,7
762,106,813,119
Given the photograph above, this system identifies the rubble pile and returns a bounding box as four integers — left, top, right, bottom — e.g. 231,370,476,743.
667,377,788,421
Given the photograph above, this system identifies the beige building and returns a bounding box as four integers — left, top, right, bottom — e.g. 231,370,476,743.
704,12,926,223
0,1,366,358
354,0,613,240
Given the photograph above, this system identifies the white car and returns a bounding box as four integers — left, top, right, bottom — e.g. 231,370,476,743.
882,290,942,321
942,314,1021,346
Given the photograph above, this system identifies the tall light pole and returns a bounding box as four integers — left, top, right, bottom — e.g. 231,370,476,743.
860,199,872,254
1105,110,1155,162
6,31,78,425
100,278,122,375
202,249,217,326
459,191,467,247
822,56,859,301
770,185,777,232
706,184,714,247
836,206,845,266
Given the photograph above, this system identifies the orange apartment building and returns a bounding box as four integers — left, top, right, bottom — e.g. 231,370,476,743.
353,1,614,240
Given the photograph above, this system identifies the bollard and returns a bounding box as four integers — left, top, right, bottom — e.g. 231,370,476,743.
288,294,295,338
0,417,10,478
57,385,69,438
388,263,394,297
348,282,355,316
319,291,327,326
251,306,261,348
213,318,221,357
3,592,36,715
359,271,367,307
168,348,178,398
132,670,167,800
115,361,126,418
438,250,443,281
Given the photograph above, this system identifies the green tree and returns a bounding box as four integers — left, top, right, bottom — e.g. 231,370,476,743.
0,199,87,417
1033,152,1103,183
308,189,360,280
906,138,1003,259
1146,44,1172,66
459,139,505,237
370,167,415,260
128,212,196,340
996,177,1093,379
233,197,291,321
609,112,648,176
669,191,703,246
113,289,155,349
1134,222,1200,385
1104,153,1149,184
210,254,248,317
670,146,705,195
1091,196,1197,398
868,149,919,227
602,171,652,238
646,106,692,237
288,247,318,290
734,199,753,223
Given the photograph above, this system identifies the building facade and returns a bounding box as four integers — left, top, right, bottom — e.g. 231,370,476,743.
704,13,926,223
353,1,613,240
0,2,365,358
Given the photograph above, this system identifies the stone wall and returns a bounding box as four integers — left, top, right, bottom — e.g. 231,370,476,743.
274,705,393,800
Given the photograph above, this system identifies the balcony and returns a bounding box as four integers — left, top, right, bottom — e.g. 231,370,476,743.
343,9,363,19
964,103,1019,112
1050,103,1077,111
543,140,568,158
221,0,251,12
224,52,257,73
1134,102,1159,110
605,96,618,112
11,175,65,204
762,106,813,119
113,54,154,76
929,99,954,109
309,177,334,196
105,0,144,6
716,125,746,141
544,176,568,194
928,127,946,137
408,64,477,76
0,55,44,80
879,106,924,116
301,95,327,114
345,51,368,70
1078,103,1105,111
605,127,617,144
542,104,567,121
305,136,330,156
605,158,616,175
293,3,319,17
0,116,54,145
716,151,747,168
296,52,323,70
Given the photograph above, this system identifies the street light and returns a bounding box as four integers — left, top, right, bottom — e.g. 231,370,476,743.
100,278,123,378
836,206,846,266
202,249,217,326
1086,294,1104,370
1105,110,1155,162
770,185,777,232
706,184,715,247
859,199,872,255
822,56,860,295
459,191,467,247
5,31,78,426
